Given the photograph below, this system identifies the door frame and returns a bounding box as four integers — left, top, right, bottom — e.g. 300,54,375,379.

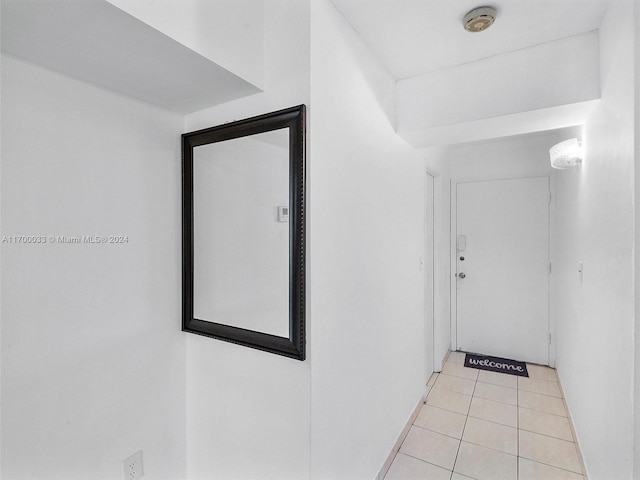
424,169,436,384
449,174,556,367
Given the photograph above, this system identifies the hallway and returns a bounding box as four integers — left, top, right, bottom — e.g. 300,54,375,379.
384,352,585,480
1,1,636,478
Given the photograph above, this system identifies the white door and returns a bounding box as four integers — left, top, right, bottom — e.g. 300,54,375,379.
425,174,435,380
456,177,550,365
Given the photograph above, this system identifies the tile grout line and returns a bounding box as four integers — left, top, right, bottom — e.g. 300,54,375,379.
517,426,575,443
470,363,583,479
394,451,455,474
517,404,569,418
466,413,515,429
519,391,563,399
446,361,578,479
399,360,576,480
449,368,478,479
411,423,463,442
518,371,585,479
451,438,518,458
518,454,585,477
517,375,520,480
431,356,460,480
419,407,525,455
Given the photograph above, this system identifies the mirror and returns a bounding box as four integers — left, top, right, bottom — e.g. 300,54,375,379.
182,105,305,360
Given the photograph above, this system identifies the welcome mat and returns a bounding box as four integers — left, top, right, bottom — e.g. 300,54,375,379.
464,353,529,377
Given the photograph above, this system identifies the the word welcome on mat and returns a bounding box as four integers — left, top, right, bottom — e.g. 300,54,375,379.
464,353,529,377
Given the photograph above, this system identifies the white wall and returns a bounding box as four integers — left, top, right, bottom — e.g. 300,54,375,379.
554,1,635,478
185,0,309,132
309,1,427,478
184,2,311,479
635,0,640,476
0,55,185,479
449,131,566,181
0,52,3,480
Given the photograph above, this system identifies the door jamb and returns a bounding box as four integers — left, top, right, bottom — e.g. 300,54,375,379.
425,168,436,384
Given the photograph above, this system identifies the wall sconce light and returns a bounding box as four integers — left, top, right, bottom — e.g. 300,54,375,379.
549,138,583,169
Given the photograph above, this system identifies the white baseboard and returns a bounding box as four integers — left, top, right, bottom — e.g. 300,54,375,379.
556,371,589,479
375,394,425,480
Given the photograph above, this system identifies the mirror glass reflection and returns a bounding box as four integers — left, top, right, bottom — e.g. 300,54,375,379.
192,128,290,338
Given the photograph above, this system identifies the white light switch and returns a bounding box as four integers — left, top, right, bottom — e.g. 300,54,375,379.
578,260,583,283
277,206,289,223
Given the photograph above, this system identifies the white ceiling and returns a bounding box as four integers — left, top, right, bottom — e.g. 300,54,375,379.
330,0,610,79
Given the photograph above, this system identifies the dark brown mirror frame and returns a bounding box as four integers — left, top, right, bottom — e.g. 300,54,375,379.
182,105,306,360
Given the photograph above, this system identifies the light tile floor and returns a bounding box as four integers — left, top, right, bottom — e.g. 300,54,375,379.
384,351,586,480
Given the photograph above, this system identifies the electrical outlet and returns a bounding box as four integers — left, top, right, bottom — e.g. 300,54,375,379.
122,450,144,480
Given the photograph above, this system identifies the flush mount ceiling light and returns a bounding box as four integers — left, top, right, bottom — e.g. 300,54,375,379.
549,138,583,169
463,6,497,32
